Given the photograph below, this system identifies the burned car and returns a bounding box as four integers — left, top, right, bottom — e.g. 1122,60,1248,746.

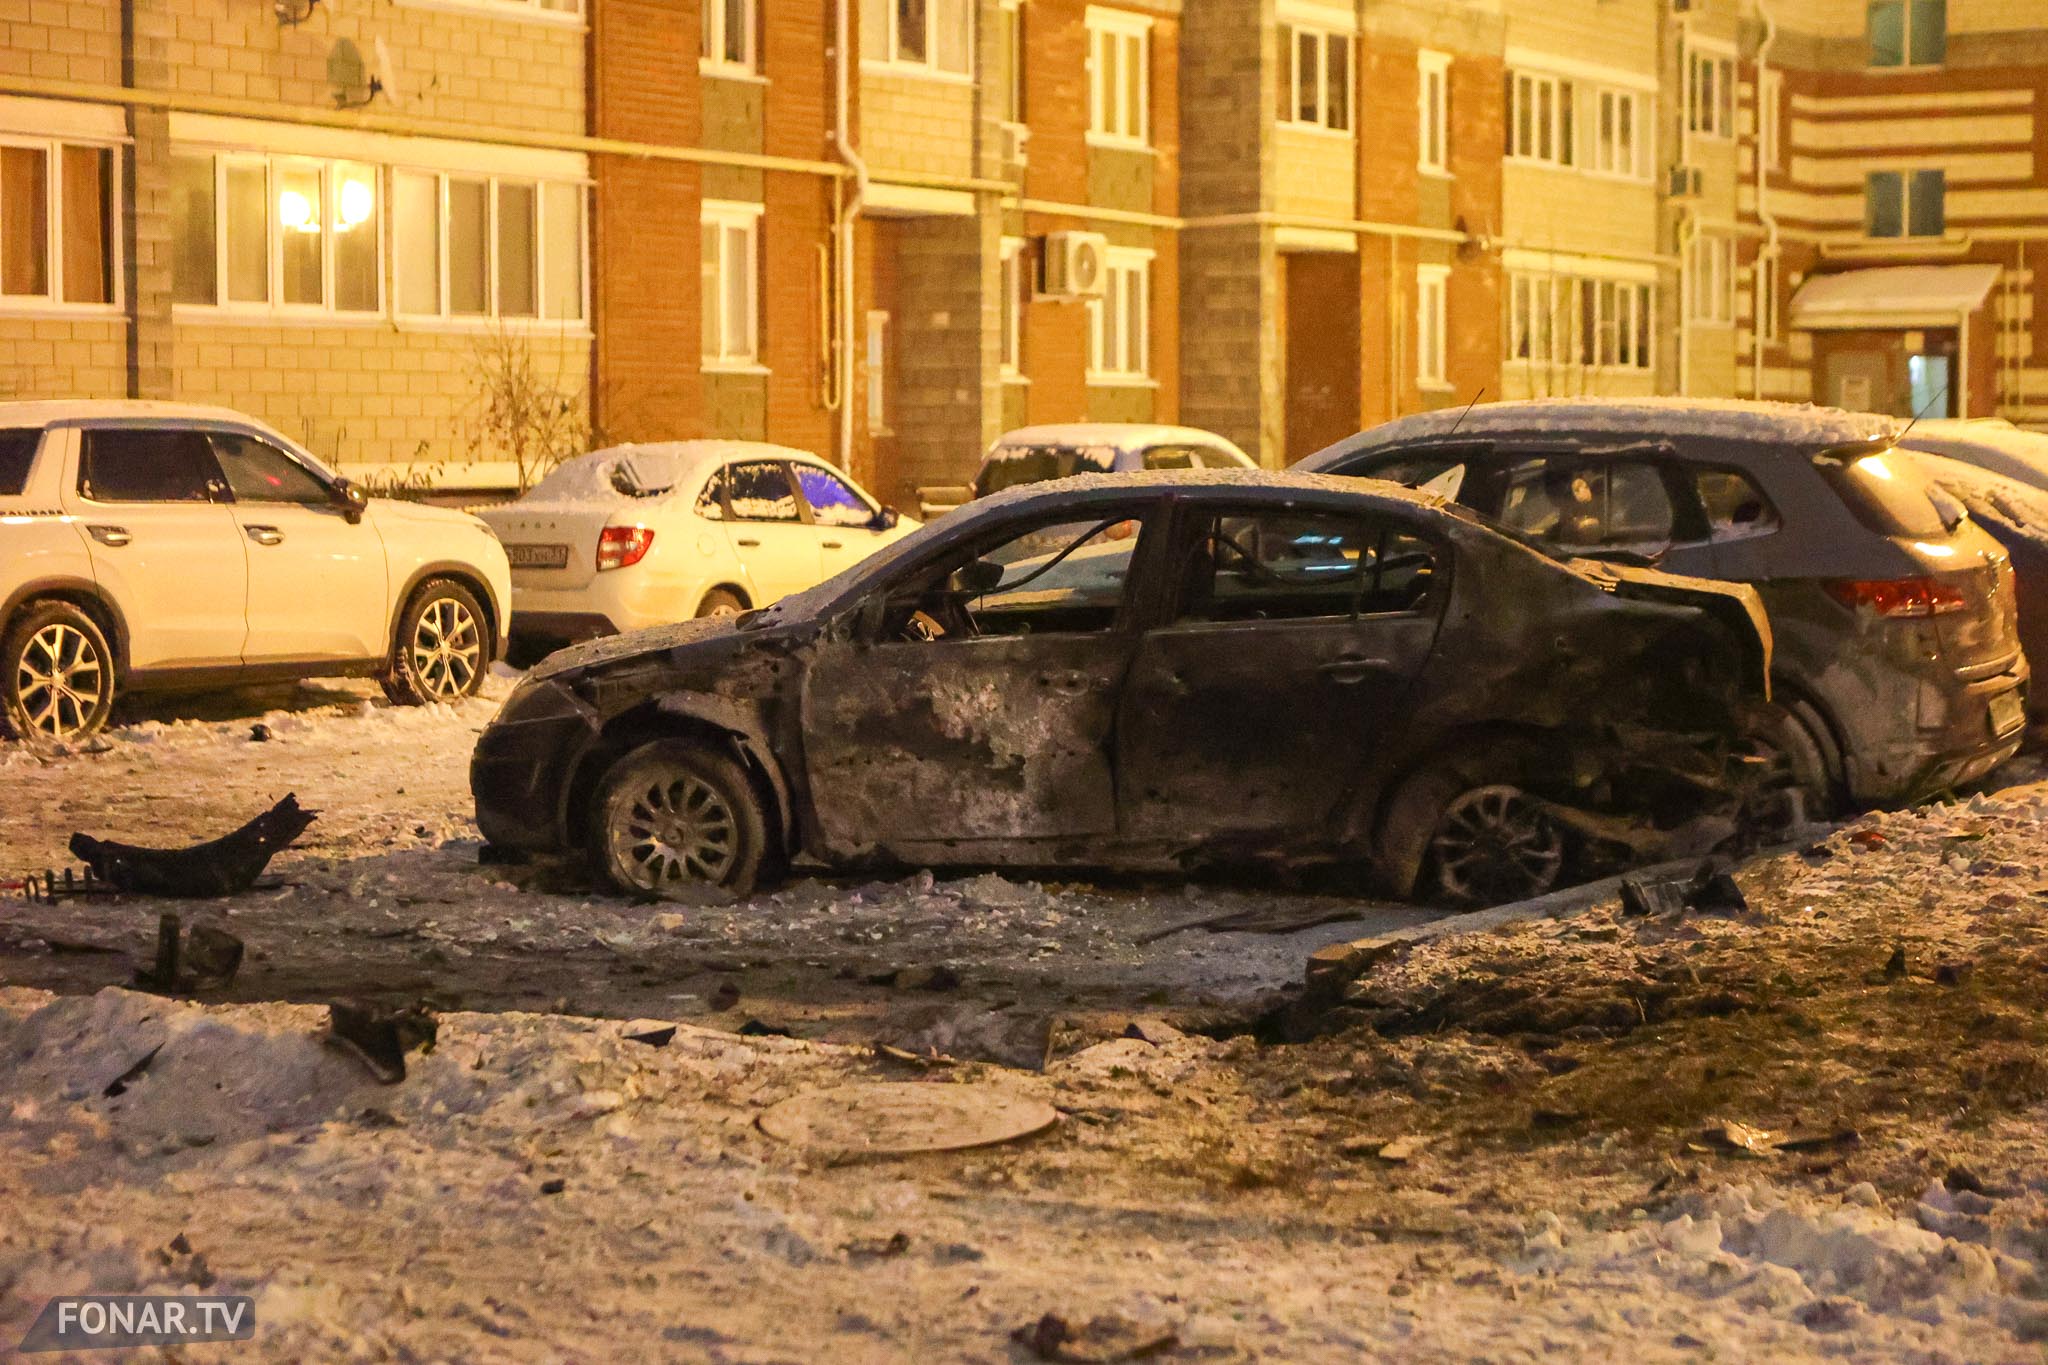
1301,400,2029,812
473,471,1772,905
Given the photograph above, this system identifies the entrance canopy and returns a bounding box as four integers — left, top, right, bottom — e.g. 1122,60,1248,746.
1791,264,2001,330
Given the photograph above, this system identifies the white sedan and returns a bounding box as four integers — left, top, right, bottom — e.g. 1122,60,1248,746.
480,442,916,658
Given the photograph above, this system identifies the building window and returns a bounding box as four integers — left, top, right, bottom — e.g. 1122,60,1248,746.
863,0,973,76
1686,47,1735,138
173,153,380,314
1088,247,1150,381
1756,251,1781,342
1760,70,1783,173
1,138,116,308
700,200,760,368
1688,234,1735,325
1870,0,1945,67
1086,8,1151,147
1590,87,1648,179
1417,51,1450,171
700,0,756,74
1416,266,1449,387
1866,169,1944,237
1278,25,1353,134
865,310,889,434
388,170,583,322
997,1,1025,124
999,238,1024,377
1506,71,1574,167
1508,273,1652,371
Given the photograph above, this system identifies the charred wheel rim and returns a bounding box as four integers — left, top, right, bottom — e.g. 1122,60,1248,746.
1429,784,1565,904
408,598,482,701
14,622,106,740
610,771,738,889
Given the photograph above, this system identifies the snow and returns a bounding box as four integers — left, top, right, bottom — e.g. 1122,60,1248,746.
517,440,807,507
989,423,1252,463
1788,264,2002,326
1902,418,2048,494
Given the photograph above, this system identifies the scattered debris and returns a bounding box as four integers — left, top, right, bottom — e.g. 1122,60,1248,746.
756,1083,1058,1156
134,914,245,993
71,794,316,897
14,865,119,902
248,723,273,743
539,1178,566,1196
867,964,962,992
709,981,741,1012
735,1019,793,1039
1884,945,1908,980
325,1001,439,1084
1619,861,1748,918
1119,1019,1185,1048
1011,1313,1177,1363
842,1232,910,1261
1693,1120,1779,1156
877,1005,1054,1071
622,1021,677,1048
101,1043,164,1098
1375,1135,1432,1164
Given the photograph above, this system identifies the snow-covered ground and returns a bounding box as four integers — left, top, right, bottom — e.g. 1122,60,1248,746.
4,687,2048,1360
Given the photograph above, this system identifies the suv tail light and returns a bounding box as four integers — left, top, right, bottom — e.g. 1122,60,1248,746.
596,526,654,572
1823,576,1970,618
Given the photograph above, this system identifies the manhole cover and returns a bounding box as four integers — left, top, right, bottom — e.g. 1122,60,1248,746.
757,1082,1058,1155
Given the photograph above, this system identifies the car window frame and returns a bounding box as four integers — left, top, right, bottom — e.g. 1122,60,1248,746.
1693,463,1783,544
206,429,337,507
790,460,879,529
718,459,807,525
1159,502,1451,628
75,425,234,506
0,427,43,496
1490,446,1706,553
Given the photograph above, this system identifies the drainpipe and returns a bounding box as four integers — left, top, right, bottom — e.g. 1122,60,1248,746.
1677,209,1695,396
833,0,871,472
1752,0,1780,400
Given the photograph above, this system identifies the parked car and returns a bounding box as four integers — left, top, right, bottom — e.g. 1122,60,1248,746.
478,442,916,662
917,424,1257,516
1299,399,2029,811
0,400,510,744
1897,418,2048,494
472,470,1773,906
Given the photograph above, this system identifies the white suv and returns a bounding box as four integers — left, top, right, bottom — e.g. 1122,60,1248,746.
0,401,511,743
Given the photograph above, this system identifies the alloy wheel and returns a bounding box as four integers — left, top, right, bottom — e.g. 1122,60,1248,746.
610,773,738,889
1428,784,1565,904
409,598,482,702
15,622,105,741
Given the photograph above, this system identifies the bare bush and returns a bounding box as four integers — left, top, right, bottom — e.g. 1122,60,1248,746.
464,329,593,492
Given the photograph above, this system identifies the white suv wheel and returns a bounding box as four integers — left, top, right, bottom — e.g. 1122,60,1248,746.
4,603,117,743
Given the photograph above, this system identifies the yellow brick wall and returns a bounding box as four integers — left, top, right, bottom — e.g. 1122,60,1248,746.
1273,126,1354,221
0,0,121,83
1770,0,2046,37
1501,0,1656,68
0,320,127,399
1502,164,1659,261
861,71,977,178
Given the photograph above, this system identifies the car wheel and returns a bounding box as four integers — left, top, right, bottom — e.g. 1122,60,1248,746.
588,740,768,896
383,579,489,706
1738,699,1840,829
2,601,116,744
696,588,746,619
1423,783,1567,906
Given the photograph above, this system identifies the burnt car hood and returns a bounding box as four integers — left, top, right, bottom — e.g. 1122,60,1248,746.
1569,558,1774,697
529,614,745,681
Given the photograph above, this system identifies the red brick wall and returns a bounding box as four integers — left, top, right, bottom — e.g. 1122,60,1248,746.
763,0,834,458
1445,54,1504,408
1020,0,1091,426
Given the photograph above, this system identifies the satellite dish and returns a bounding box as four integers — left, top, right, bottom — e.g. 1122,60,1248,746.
374,38,403,106
326,38,383,109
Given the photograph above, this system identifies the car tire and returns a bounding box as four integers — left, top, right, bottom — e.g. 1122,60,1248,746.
1379,755,1568,907
2,600,117,745
383,579,490,706
588,739,768,897
1739,699,1841,828
696,588,746,619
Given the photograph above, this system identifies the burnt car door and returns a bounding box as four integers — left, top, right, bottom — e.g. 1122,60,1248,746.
1115,504,1448,842
798,504,1157,853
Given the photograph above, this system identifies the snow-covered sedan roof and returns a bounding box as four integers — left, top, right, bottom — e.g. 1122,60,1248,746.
1898,418,2048,495
520,440,823,503
0,399,287,429
991,423,1252,459
1304,399,1899,468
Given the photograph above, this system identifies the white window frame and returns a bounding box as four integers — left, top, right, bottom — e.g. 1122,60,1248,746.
701,199,763,371
1087,245,1152,383
700,0,758,77
1869,0,1946,69
1686,44,1736,139
865,309,889,435
387,168,586,328
998,0,1026,126
174,151,385,319
863,0,975,79
1417,51,1450,173
0,132,123,316
1507,272,1653,372
1000,237,1025,379
1507,70,1575,168
1589,86,1649,180
1688,233,1735,325
1760,69,1783,173
1085,8,1152,149
1865,168,1945,238
1416,265,1450,389
1280,25,1353,135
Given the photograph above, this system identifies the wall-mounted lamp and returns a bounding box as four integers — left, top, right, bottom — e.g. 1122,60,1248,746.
274,0,320,27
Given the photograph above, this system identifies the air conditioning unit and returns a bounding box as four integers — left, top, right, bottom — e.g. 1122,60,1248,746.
1038,230,1108,300
999,121,1030,168
1668,165,1704,199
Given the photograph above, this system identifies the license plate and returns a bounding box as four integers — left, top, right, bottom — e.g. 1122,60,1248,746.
506,543,570,570
1988,688,2025,737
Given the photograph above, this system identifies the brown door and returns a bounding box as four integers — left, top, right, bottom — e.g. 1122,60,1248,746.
1284,252,1362,462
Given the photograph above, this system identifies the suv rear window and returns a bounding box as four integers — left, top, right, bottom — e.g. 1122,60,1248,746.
1817,449,1949,539
975,445,1115,497
0,428,39,495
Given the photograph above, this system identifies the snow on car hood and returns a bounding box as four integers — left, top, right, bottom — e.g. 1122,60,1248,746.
529,613,742,679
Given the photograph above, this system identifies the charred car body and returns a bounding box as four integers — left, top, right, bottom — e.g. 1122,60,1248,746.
1301,401,2029,810
473,472,1772,905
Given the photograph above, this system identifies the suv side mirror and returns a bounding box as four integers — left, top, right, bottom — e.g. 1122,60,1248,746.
331,477,368,524
870,505,901,532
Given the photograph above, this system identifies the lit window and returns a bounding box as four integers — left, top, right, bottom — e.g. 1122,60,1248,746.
1688,234,1735,325
1088,247,1150,381
1086,8,1150,146
1866,169,1944,238
1869,0,1945,67
1417,51,1449,171
389,169,584,322
701,199,761,368
1416,265,1448,387
1278,24,1353,134
701,0,756,74
1506,70,1575,167
863,0,973,75
865,310,889,435
1,138,117,308
999,238,1024,377
1686,47,1735,138
172,152,380,314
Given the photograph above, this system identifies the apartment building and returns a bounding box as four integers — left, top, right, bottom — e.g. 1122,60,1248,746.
0,0,590,485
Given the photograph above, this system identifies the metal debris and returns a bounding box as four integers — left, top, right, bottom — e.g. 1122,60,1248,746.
71,794,317,898
325,1001,439,1084
1011,1313,1178,1363
133,914,244,993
